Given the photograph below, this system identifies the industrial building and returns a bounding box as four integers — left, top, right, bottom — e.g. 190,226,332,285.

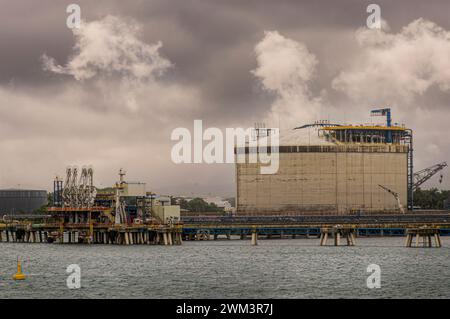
44,167,182,244
236,109,413,215
0,189,47,215
52,167,180,225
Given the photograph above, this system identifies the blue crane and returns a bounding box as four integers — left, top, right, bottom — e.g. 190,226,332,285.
371,108,392,143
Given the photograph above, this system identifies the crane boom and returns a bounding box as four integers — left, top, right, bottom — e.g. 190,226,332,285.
371,108,391,126
378,184,405,214
371,108,392,142
413,162,447,191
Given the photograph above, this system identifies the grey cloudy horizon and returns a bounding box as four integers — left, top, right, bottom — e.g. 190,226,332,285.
1,0,450,195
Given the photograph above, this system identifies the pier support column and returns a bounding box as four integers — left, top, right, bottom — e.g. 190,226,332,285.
334,232,340,246
406,228,442,248
251,231,258,246
320,227,356,246
405,234,412,247
130,232,134,245
434,234,442,248
319,232,328,246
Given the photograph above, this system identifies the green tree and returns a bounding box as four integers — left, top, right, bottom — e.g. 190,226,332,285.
178,198,189,210
187,198,209,212
413,188,450,209
182,198,224,212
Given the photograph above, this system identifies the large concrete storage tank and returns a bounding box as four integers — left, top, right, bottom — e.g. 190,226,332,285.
236,123,411,215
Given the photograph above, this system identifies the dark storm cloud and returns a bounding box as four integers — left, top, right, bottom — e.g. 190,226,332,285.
2,0,450,118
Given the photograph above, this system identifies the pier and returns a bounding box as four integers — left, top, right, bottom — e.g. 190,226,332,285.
181,213,450,247
1,213,450,247
0,222,182,246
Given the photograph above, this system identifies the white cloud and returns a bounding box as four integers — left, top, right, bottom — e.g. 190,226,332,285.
39,15,199,114
252,31,323,129
332,18,450,103
42,15,172,81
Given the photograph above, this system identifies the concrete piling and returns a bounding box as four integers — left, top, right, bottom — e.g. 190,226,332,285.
406,228,441,248
251,231,258,246
320,227,356,246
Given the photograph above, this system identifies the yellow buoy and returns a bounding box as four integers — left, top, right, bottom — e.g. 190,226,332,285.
13,260,26,280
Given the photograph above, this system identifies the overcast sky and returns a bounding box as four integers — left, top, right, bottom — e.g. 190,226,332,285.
1,0,449,195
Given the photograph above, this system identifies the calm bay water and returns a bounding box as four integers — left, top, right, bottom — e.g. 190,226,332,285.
1,237,449,299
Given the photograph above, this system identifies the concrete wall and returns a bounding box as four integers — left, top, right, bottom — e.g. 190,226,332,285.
236,148,407,214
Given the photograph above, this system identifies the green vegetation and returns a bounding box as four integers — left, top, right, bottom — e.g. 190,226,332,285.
178,197,223,212
413,188,450,209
